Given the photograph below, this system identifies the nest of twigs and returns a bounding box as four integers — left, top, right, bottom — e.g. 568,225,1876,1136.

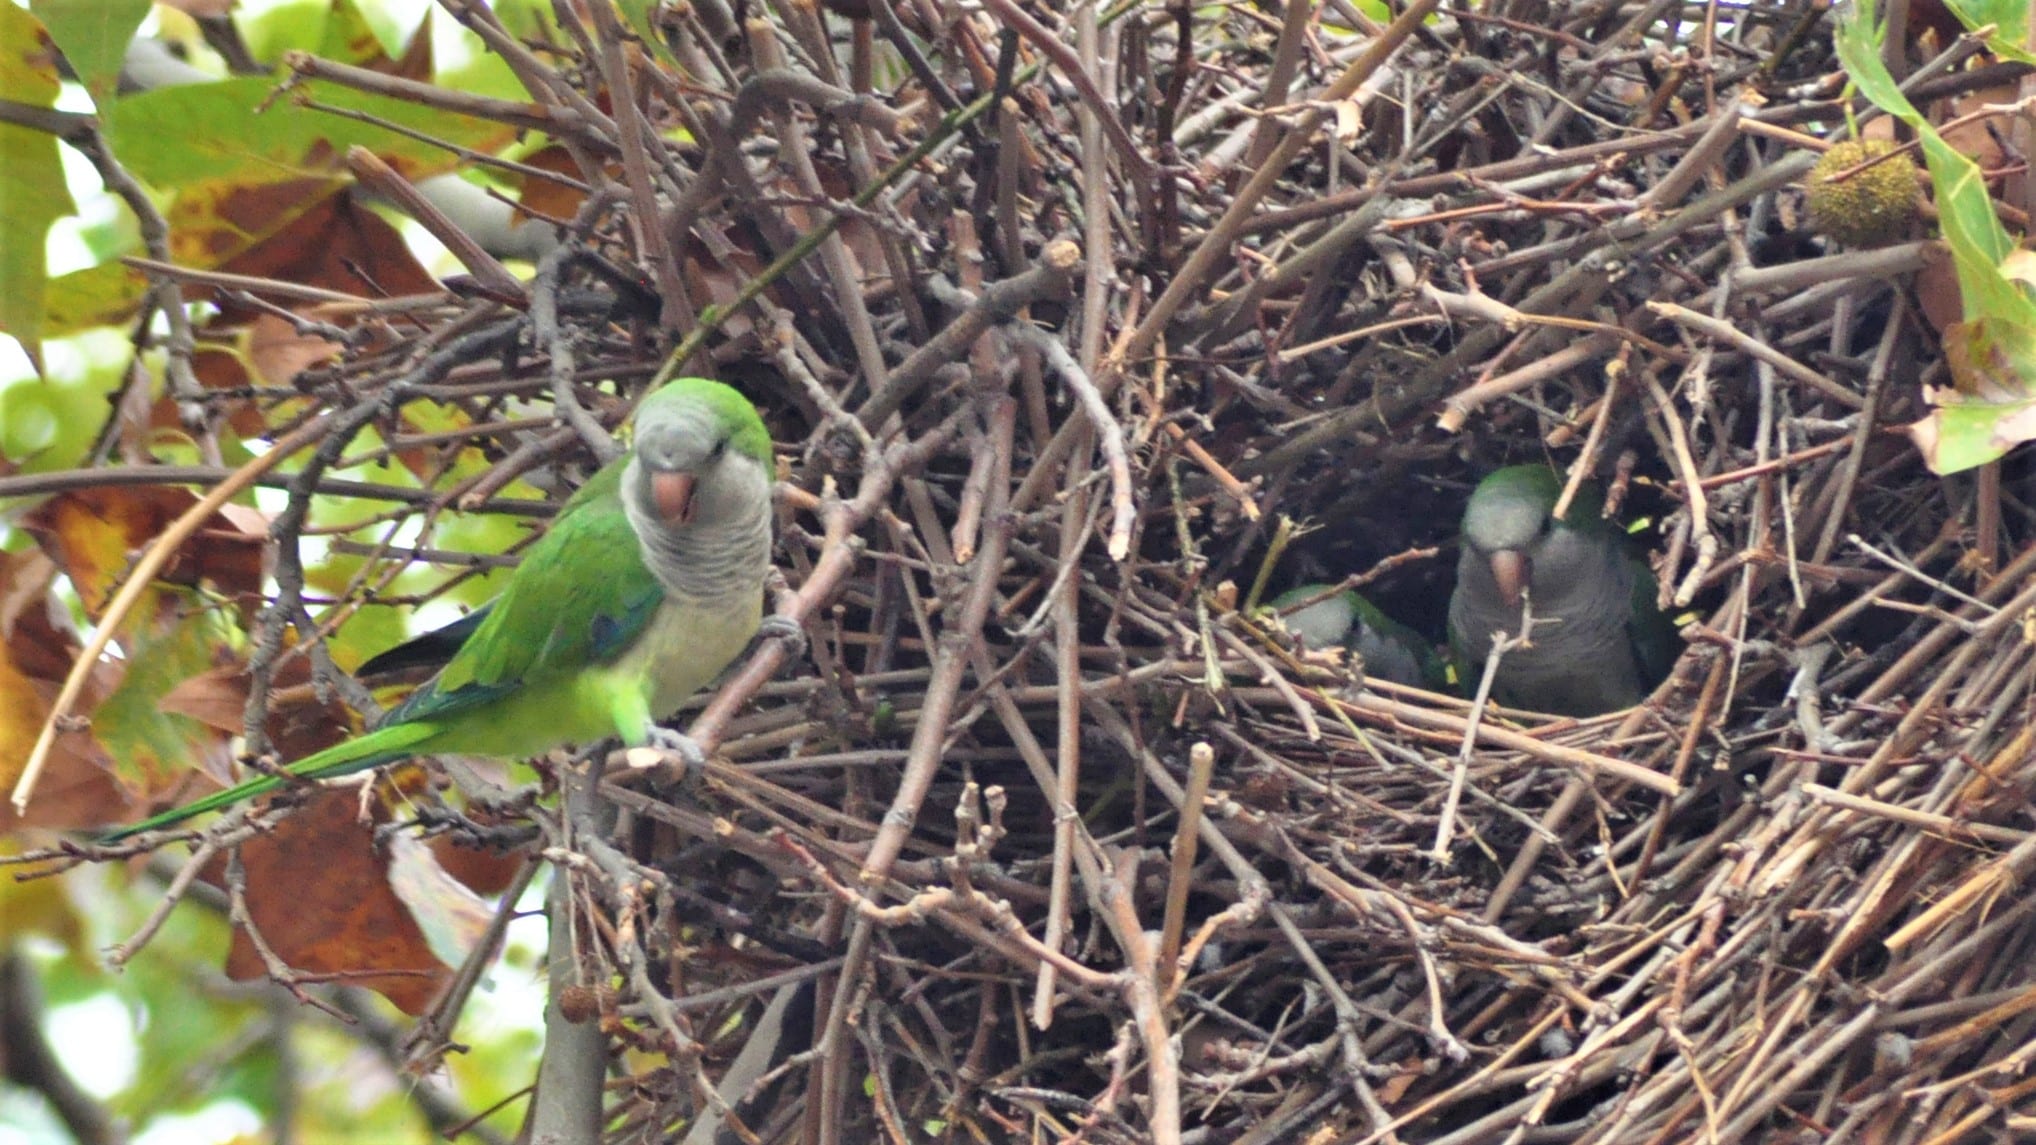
35,0,2036,1141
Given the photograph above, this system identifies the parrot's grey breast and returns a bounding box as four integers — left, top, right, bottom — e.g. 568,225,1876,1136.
1450,537,1644,716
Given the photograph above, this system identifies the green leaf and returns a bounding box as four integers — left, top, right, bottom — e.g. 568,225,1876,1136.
1839,0,2036,474
0,6,75,364
241,0,334,66
0,3,62,106
1908,387,2036,473
319,0,398,66
1835,0,2035,328
43,259,150,337
0,363,125,473
93,596,237,792
104,75,517,191
1943,0,2036,64
0,124,75,363
36,0,152,101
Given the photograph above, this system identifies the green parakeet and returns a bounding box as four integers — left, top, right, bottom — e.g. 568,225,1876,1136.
1270,584,1445,690
1447,465,1675,716
106,378,779,841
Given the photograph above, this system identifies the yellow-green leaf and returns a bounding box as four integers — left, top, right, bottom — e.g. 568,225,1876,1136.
36,0,152,101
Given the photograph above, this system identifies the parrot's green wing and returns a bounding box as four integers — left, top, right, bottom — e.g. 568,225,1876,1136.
1347,592,1449,690
387,457,660,727
101,459,662,843
1624,554,1678,687
355,464,623,684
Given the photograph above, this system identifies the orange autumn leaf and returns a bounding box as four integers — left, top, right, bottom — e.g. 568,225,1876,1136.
25,486,268,615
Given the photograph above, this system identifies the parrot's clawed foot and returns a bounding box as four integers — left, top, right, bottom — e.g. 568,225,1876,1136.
755,614,807,664
642,726,708,775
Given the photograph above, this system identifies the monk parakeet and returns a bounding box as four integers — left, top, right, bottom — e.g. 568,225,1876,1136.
1270,584,1445,690
106,378,778,841
1447,465,1675,716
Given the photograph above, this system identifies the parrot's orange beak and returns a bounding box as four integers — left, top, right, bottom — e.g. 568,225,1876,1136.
1490,550,1528,610
651,471,697,524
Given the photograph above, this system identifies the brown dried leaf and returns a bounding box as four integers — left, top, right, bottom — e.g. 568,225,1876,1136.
157,653,354,788
222,787,450,1015
25,486,267,614
244,313,341,386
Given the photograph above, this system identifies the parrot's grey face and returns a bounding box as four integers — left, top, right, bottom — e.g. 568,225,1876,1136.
630,401,771,529
1461,491,1582,611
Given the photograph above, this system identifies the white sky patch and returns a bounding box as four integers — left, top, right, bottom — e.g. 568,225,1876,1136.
132,1102,263,1145
44,995,138,1098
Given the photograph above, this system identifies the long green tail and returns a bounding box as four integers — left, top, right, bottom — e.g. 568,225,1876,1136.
100,720,432,842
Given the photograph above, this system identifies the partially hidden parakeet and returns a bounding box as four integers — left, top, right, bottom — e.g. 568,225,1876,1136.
1270,584,1445,690
1446,465,1675,717
106,377,778,841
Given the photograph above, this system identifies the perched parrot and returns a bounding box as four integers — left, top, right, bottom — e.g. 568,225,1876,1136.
1446,465,1675,716
1269,584,1445,690
105,377,780,841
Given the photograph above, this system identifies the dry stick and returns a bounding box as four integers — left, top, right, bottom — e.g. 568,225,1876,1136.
1432,616,1531,866
1849,533,1998,615
656,65,1011,386
749,24,892,397
1120,0,1443,367
1097,851,1185,1145
345,147,524,302
975,0,1152,190
1438,332,1620,433
282,49,595,138
118,257,383,305
530,247,621,465
1244,151,1820,482
1001,322,1136,560
1315,689,1678,796
1033,421,1092,1030
1644,374,1717,607
11,413,334,812
1235,0,1315,178
1630,652,1728,891
1087,702,1395,1133
1156,742,1217,993
0,464,553,512
589,0,692,335
1697,240,1937,305
808,401,1014,1145
857,240,1083,427
1647,301,1866,411
1029,7,1112,1034
1201,173,1406,349
1806,308,1900,572
48,105,207,433
1801,783,2031,846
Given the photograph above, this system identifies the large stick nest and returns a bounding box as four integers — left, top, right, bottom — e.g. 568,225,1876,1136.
61,0,2036,1141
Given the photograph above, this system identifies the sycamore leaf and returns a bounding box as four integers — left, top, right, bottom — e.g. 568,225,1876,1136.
386,830,495,968
1942,0,2036,64
36,0,152,100
1838,0,2036,474
1909,318,2036,471
0,5,77,366
221,788,451,1015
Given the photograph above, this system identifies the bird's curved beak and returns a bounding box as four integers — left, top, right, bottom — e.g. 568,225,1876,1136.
1490,549,1528,610
651,471,697,524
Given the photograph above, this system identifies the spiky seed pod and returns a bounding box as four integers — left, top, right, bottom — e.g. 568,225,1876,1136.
1805,139,1922,248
